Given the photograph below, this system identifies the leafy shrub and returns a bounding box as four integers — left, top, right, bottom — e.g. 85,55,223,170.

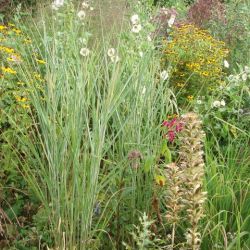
152,0,194,7
161,23,229,102
209,0,250,66
187,0,226,27
0,0,38,20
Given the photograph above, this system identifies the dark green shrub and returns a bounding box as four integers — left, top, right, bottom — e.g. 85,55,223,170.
0,0,38,20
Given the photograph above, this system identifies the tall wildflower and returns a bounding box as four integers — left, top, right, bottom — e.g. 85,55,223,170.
178,113,207,250
165,163,184,249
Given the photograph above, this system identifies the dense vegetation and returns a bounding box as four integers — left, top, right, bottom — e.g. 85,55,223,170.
0,0,249,249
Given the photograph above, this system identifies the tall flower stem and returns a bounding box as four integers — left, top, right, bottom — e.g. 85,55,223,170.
178,112,207,250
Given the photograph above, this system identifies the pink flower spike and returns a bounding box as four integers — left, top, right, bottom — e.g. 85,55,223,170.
162,120,169,127
168,130,176,142
168,118,177,128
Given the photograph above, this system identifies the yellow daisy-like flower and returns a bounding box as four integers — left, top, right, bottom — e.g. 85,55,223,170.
187,95,194,101
1,66,17,74
33,72,43,81
24,38,32,44
15,96,28,102
177,83,185,88
36,59,46,64
0,46,15,54
7,54,22,63
12,28,22,35
0,25,7,31
22,104,30,109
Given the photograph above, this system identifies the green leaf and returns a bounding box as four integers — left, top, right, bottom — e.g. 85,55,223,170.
161,141,172,163
144,157,154,173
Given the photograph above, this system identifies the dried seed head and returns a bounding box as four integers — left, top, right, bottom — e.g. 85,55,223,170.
128,150,142,160
178,112,206,250
165,163,184,224
128,150,142,169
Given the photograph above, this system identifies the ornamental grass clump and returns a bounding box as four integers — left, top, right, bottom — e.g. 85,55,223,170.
179,112,207,250
162,24,229,101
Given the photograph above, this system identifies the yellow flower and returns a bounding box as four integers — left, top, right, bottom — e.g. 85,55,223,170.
177,83,185,88
1,66,17,74
0,46,15,54
201,71,209,77
0,25,7,31
33,72,43,81
24,38,32,44
15,96,28,102
7,54,22,63
155,175,166,187
187,95,194,101
17,81,25,86
8,23,15,27
36,59,46,64
12,28,21,35
22,104,30,109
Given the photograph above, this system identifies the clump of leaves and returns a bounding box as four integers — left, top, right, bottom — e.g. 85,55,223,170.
187,0,226,27
123,213,162,250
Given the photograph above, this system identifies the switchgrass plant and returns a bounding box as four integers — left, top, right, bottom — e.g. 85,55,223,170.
5,1,177,249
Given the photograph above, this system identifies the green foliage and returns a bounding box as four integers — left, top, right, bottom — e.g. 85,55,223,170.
0,0,39,21
152,0,193,7
203,0,250,66
1,0,250,249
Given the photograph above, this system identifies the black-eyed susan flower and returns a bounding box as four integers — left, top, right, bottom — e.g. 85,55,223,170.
1,66,17,74
36,58,46,64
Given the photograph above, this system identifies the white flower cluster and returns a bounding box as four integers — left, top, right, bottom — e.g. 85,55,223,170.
167,14,176,28
227,65,250,84
77,1,93,21
160,70,169,81
242,66,250,81
78,2,94,57
223,59,230,68
52,0,64,11
212,99,226,108
80,47,90,57
107,48,120,63
130,14,142,33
